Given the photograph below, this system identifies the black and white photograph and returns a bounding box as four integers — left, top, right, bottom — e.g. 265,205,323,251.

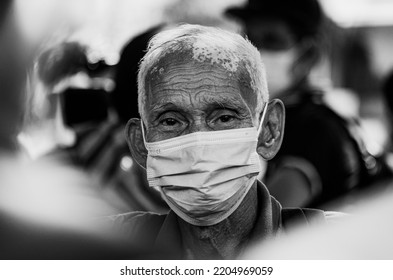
1,0,393,278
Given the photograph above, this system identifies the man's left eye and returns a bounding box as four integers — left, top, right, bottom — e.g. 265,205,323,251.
160,118,179,126
218,115,235,123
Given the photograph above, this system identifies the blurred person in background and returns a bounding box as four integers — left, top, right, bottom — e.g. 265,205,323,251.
23,27,170,214
110,24,343,260
21,42,92,158
382,70,393,152
240,69,393,260
21,37,160,213
226,0,389,209
0,0,151,260
0,0,28,155
21,41,132,213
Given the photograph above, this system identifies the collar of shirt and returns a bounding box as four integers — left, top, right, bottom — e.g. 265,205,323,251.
154,180,282,259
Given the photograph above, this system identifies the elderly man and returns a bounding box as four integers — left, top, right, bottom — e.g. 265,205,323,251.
118,24,329,259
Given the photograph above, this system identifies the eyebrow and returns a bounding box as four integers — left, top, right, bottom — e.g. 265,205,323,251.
150,101,180,113
200,94,247,108
149,94,250,116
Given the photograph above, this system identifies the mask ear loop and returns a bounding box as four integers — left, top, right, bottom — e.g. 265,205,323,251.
257,102,268,135
140,119,148,146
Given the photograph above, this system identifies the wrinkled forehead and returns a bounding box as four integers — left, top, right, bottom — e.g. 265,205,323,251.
144,46,259,114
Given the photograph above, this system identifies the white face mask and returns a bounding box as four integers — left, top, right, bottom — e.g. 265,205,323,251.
142,104,267,226
259,49,296,97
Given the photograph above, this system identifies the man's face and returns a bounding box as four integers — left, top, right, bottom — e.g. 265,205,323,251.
245,19,297,97
143,54,258,142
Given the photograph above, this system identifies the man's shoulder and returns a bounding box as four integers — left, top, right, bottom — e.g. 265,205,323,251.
280,207,346,231
108,211,167,227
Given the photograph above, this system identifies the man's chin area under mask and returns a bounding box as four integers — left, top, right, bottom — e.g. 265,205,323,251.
177,182,259,232
175,184,259,259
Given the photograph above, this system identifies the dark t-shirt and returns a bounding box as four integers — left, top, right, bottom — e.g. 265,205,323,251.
269,89,365,207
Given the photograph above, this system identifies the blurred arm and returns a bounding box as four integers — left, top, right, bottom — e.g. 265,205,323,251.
267,156,322,207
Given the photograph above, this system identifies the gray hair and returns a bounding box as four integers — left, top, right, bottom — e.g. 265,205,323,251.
137,24,269,123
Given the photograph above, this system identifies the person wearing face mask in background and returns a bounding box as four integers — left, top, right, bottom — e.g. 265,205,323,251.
109,24,344,260
226,0,389,209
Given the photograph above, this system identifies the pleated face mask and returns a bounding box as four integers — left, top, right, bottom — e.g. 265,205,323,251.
142,104,267,226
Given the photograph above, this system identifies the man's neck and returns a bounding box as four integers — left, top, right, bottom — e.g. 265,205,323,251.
177,183,259,259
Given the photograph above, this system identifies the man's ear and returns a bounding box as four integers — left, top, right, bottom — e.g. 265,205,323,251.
125,118,148,169
257,99,285,160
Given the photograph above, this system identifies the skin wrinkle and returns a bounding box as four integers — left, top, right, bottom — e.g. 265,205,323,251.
145,60,256,142
151,61,231,83
150,79,240,93
149,95,248,119
237,62,258,120
149,80,242,99
138,27,269,123
146,57,258,125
